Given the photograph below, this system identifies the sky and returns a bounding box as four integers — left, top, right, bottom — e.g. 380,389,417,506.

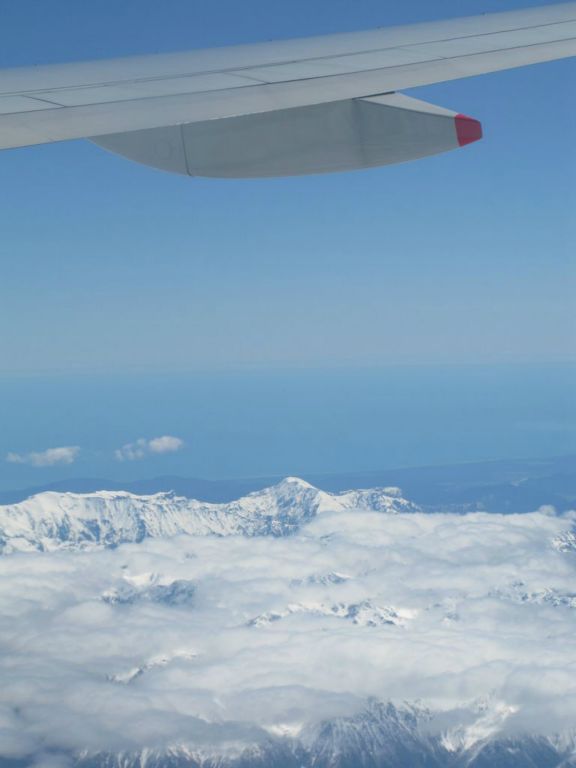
0,0,575,488
1,364,575,490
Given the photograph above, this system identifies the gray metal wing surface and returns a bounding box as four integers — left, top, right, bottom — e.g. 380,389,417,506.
0,2,575,176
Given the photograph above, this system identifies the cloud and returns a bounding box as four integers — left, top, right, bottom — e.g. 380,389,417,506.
114,439,150,462
115,436,184,462
0,488,575,763
6,446,80,467
148,436,185,455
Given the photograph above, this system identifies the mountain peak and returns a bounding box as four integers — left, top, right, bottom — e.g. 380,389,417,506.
277,476,316,490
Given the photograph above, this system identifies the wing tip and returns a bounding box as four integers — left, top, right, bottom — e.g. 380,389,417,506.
455,114,483,147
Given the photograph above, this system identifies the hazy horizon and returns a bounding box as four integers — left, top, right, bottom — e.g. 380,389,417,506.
1,361,574,493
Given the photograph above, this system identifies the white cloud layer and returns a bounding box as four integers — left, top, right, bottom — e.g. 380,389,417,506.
0,492,575,763
115,436,184,462
5,446,80,467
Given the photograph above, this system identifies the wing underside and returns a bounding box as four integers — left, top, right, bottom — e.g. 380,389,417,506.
0,2,574,156
93,94,482,178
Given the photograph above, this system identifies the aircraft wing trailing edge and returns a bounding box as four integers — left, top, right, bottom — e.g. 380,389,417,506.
0,2,575,177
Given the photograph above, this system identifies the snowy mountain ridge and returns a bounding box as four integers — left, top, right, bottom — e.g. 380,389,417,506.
0,477,420,553
2,477,576,767
69,700,576,768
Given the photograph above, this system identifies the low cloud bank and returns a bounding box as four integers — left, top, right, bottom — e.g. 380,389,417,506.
0,494,575,762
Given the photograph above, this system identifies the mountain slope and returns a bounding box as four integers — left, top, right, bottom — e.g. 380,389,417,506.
0,477,419,553
62,702,576,768
1,478,575,768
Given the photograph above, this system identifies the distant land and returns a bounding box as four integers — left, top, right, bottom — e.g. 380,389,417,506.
2,454,575,514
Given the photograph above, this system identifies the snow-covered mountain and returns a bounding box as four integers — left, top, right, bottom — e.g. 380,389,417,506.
0,477,419,553
62,701,576,768
1,477,575,768
102,574,197,606
248,600,415,629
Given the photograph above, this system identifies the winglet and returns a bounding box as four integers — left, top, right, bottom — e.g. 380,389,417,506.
455,114,483,147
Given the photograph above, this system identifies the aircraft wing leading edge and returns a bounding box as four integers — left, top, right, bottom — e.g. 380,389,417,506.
0,2,574,176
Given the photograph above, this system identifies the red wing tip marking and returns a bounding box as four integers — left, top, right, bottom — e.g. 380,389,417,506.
455,114,483,147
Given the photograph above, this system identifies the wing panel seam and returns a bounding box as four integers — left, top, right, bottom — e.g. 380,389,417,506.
1,15,575,98
1,34,573,118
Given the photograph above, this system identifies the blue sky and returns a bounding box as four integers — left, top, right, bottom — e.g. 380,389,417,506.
0,0,575,487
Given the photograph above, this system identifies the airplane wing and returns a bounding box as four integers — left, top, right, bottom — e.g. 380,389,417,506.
1,2,575,176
